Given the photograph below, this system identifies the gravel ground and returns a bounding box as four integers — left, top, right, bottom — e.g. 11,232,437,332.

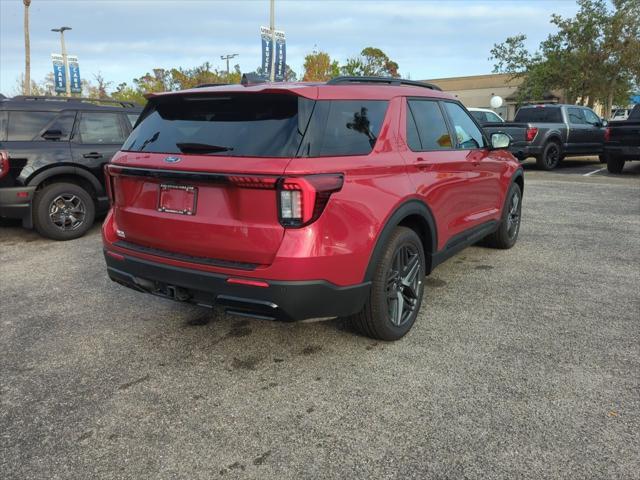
1,161,639,479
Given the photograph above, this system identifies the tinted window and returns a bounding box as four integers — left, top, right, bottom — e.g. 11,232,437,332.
443,102,485,149
568,108,586,125
0,111,7,141
79,112,126,144
127,113,139,128
7,111,57,141
514,107,563,123
124,94,306,157
407,100,452,151
44,111,76,141
583,109,600,126
300,100,388,157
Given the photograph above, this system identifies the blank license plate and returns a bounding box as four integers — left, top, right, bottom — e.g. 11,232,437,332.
157,184,198,215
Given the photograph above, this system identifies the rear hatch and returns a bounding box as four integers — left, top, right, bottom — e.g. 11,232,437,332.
107,90,315,267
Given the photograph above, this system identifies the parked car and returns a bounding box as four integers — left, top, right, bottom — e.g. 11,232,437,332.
102,76,524,341
610,108,631,121
603,104,640,173
0,95,142,239
481,104,606,170
468,107,504,123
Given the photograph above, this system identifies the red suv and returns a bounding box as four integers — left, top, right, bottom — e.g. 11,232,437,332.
102,76,523,340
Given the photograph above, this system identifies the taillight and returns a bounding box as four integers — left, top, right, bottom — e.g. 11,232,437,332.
526,127,538,142
277,174,344,227
0,151,9,179
104,164,116,204
604,127,611,142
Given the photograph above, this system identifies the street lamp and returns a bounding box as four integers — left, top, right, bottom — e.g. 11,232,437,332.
51,26,72,96
220,54,239,76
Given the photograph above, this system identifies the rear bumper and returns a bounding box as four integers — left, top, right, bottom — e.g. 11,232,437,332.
104,250,370,321
605,145,640,161
0,186,36,219
510,143,542,161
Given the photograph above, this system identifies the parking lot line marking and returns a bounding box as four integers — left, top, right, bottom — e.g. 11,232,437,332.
583,168,606,177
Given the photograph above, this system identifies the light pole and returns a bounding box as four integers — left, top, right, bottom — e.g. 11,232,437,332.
220,54,239,76
269,0,275,82
51,26,72,96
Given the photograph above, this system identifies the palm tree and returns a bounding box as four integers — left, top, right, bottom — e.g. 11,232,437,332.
24,0,32,95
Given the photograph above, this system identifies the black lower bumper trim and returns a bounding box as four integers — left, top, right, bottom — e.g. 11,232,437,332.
104,251,370,321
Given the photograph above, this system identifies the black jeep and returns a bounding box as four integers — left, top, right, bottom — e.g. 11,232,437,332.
0,96,142,239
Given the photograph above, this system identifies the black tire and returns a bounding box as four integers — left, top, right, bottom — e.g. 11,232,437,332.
606,156,625,174
485,183,522,249
33,182,96,240
536,141,562,170
348,227,425,341
599,154,607,163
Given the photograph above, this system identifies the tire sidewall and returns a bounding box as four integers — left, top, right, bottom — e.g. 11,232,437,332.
370,228,426,340
500,183,522,248
34,183,96,240
542,141,561,170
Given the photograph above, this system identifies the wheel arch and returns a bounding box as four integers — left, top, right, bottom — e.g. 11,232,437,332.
27,165,103,199
363,199,438,281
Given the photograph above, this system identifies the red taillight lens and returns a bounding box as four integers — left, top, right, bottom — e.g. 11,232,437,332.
604,127,611,142
0,151,10,179
526,127,538,142
277,174,344,227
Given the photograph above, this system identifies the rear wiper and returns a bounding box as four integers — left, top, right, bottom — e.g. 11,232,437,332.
176,142,234,154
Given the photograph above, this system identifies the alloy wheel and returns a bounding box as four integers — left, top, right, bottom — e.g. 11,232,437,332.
506,191,521,238
49,194,86,231
546,144,560,168
385,244,422,327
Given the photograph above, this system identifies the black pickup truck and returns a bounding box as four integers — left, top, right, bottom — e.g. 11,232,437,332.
481,104,606,170
603,104,640,173
0,95,141,240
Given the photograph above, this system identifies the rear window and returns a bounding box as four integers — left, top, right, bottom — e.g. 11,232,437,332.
123,94,308,157
123,94,388,158
514,107,562,123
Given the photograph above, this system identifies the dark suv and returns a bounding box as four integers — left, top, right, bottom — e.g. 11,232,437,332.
102,77,524,340
0,96,142,239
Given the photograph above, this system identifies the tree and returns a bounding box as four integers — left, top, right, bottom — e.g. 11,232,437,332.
23,0,31,95
341,47,400,77
490,0,640,112
302,51,340,81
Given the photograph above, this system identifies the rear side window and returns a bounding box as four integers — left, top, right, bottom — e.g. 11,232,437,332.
124,94,306,157
407,100,452,151
299,100,388,157
443,102,486,149
0,111,7,141
79,112,126,144
7,111,57,141
126,113,139,128
568,108,586,125
514,107,563,123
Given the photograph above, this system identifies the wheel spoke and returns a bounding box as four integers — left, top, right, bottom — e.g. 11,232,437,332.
394,290,404,326
401,254,420,287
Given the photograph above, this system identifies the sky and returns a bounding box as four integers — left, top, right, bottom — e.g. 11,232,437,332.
0,0,582,95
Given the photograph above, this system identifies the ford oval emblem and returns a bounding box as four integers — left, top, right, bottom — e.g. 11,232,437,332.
164,156,181,164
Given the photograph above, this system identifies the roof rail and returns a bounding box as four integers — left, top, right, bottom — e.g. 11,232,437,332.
326,76,442,91
194,83,229,88
11,95,139,108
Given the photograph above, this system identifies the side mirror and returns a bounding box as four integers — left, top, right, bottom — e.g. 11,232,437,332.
601,120,608,127
41,129,63,141
490,132,511,149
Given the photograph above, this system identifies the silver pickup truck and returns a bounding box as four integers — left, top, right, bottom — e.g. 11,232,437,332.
479,104,607,170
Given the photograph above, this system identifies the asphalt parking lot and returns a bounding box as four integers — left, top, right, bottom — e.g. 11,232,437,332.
1,157,639,480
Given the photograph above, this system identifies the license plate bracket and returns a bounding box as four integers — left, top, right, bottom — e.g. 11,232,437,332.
157,184,198,215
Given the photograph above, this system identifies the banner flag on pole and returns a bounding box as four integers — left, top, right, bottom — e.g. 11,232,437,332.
260,26,286,81
51,54,66,93
68,56,82,94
